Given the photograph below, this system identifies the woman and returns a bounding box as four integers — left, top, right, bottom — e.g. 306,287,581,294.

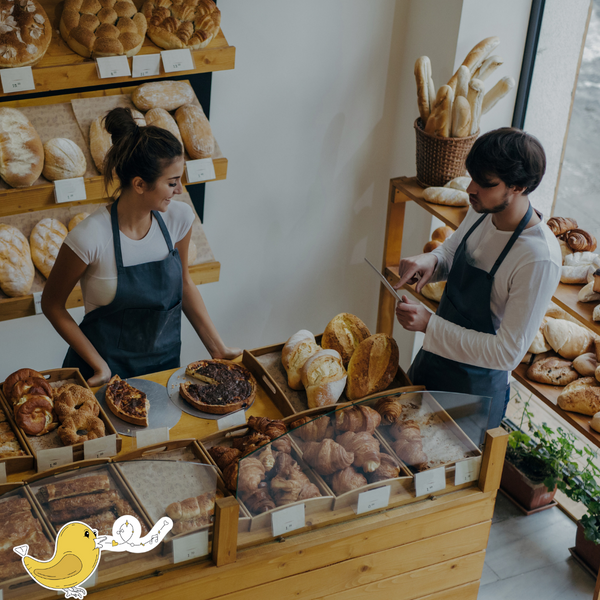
42,108,239,386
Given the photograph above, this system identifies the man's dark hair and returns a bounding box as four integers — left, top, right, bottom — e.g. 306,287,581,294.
465,127,546,195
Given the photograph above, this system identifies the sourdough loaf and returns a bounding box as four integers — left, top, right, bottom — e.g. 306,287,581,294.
557,377,600,416
132,81,195,112
145,108,183,143
0,224,35,297
30,218,68,279
543,318,595,360
526,356,579,386
175,104,214,159
42,138,86,181
321,313,371,367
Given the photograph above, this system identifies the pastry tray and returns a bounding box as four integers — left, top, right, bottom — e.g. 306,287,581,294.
0,402,34,476
0,369,122,468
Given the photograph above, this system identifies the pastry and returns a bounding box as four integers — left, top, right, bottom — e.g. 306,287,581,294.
243,488,275,514
526,356,579,386
68,213,89,232
366,454,401,484
335,431,380,472
246,416,287,440
281,330,320,390
564,229,597,253
321,313,371,367
42,139,87,182
2,367,42,399
30,218,68,279
390,420,428,471
181,359,256,414
142,0,220,50
36,473,111,502
131,81,195,112
166,492,215,521
105,374,149,427
547,217,578,237
373,397,402,425
302,438,354,476
0,0,52,68
145,107,183,143
330,466,367,495
175,104,215,159
207,446,241,471
57,409,105,445
557,377,600,416
334,405,381,434
59,0,147,58
289,416,334,442
300,349,347,408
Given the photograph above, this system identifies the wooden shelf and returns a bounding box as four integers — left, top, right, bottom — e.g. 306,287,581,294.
385,266,440,312
552,283,600,337
0,83,228,218
0,0,235,99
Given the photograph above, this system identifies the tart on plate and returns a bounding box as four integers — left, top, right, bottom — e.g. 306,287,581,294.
105,375,149,427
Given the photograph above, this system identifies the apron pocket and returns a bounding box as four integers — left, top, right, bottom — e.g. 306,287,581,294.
117,302,182,355
439,293,477,330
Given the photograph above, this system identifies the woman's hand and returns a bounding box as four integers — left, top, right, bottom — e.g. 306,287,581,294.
395,295,432,333
212,346,243,360
87,360,112,387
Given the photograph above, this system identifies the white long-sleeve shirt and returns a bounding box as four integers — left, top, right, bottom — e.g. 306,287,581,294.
425,207,562,371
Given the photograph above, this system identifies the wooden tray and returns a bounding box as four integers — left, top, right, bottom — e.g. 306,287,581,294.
0,399,34,476
1,368,122,469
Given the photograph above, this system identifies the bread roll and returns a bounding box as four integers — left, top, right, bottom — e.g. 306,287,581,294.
281,330,320,390
423,240,442,253
455,65,471,100
414,56,431,123
557,377,600,415
132,81,195,112
68,213,89,232
42,138,86,182
467,78,484,135
0,225,35,297
301,349,347,409
321,313,371,367
451,95,471,138
145,108,183,143
578,281,600,303
472,55,503,81
422,187,469,206
526,356,579,386
591,412,600,433
175,104,215,160
593,304,600,322
444,176,471,192
543,318,595,360
594,269,600,294
431,226,454,242
30,218,68,279
561,264,595,285
89,116,112,174
573,353,597,377
447,36,500,91
433,85,454,138
346,334,399,400
482,77,515,115
564,252,600,266
421,281,446,302
0,108,44,188
528,329,551,354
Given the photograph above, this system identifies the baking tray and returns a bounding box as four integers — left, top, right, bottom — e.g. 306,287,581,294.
1,368,122,467
0,401,34,476
95,378,182,437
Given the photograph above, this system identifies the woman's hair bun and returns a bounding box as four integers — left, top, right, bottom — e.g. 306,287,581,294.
104,107,139,145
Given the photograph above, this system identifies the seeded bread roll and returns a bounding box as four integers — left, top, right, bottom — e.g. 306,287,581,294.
321,313,371,367
42,138,86,181
175,104,215,159
0,224,35,297
30,218,68,279
132,81,195,112
145,108,183,143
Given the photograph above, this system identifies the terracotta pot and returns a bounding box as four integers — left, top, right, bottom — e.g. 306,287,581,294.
575,522,600,573
500,459,557,511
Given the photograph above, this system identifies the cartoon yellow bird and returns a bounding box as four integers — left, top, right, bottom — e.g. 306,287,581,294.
14,521,101,600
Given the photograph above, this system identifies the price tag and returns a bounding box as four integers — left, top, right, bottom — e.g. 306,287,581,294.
132,54,161,78
33,291,43,315
414,466,446,497
271,503,305,537
355,485,391,515
455,456,482,485
172,529,209,564
37,446,73,473
96,56,131,79
161,49,194,73
185,158,216,183
135,427,169,448
0,462,6,484
1,66,35,94
84,434,117,460
54,177,87,204
217,410,246,431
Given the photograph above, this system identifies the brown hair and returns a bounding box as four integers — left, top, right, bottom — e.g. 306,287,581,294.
103,107,183,197
465,127,546,195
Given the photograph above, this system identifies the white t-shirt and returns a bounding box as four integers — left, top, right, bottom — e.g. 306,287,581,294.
65,200,194,313
425,206,562,372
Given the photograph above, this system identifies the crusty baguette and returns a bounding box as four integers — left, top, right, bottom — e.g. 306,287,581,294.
467,78,485,135
447,36,500,91
455,65,470,100
472,55,503,81
427,67,436,114
414,56,432,123
482,76,515,115
422,187,469,206
451,95,471,138
132,81,195,112
175,104,215,159
433,85,453,137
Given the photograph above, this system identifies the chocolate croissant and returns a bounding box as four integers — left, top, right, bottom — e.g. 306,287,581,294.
335,431,381,472
547,216,578,237
565,229,597,252
373,397,402,425
334,405,381,434
302,438,354,476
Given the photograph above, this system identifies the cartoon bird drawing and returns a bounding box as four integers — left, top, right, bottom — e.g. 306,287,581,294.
14,521,101,600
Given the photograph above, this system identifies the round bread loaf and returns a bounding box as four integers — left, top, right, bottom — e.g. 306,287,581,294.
0,224,35,297
68,212,90,231
132,81,195,112
42,138,87,181
145,107,183,143
0,0,52,68
557,377,600,416
431,226,454,242
142,0,220,50
30,218,68,279
321,313,371,367
175,104,214,159
573,352,598,377
526,356,579,386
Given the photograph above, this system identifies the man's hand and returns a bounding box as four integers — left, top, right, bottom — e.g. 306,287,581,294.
395,295,432,333
394,253,438,293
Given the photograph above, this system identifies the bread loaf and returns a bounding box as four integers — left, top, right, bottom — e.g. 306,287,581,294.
68,213,89,232
447,36,500,91
545,305,580,324
281,330,320,390
593,304,600,322
591,412,600,433
526,356,579,386
528,329,551,354
573,353,597,377
414,56,431,123
0,224,35,297
0,108,43,188
42,138,86,182
431,226,454,242
301,349,347,409
579,281,600,303
421,281,446,302
472,55,503,81
561,264,595,285
132,81,195,112
423,240,442,253
467,78,484,135
346,334,399,400
455,65,470,100
30,218,68,279
451,95,471,138
543,318,595,360
557,377,600,415
482,77,515,115
564,251,600,267
175,104,215,159
89,116,112,174
422,187,469,206
444,176,471,192
321,313,371,367
145,108,183,143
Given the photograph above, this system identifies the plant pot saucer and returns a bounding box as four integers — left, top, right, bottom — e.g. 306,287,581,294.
568,547,599,578
499,488,558,516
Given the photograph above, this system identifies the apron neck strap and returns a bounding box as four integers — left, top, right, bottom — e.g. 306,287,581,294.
152,210,174,252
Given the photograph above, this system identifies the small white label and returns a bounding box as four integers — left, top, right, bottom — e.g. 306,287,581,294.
271,503,305,536
161,49,194,73
132,54,161,78
172,529,209,564
355,485,391,515
1,66,35,94
0,462,6,484
84,434,117,460
37,446,73,473
54,177,87,204
185,158,216,183
414,466,446,497
33,291,43,315
454,456,482,485
217,410,246,431
96,56,131,79
135,427,169,448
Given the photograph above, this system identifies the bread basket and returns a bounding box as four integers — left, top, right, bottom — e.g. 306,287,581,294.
414,118,478,187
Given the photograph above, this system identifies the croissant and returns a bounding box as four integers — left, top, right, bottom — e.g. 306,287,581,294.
335,431,381,472
272,436,292,454
366,453,400,483
334,406,381,434
237,457,265,496
255,445,276,471
298,481,321,500
565,229,597,252
247,416,288,439
390,420,428,470
302,438,354,476
208,446,241,471
243,487,276,514
290,416,334,442
273,451,298,474
222,461,239,492
547,216,578,237
331,466,367,494
232,432,270,453
389,419,421,441
270,454,318,506
373,397,402,425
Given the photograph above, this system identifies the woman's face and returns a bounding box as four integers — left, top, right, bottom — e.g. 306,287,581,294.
146,156,185,211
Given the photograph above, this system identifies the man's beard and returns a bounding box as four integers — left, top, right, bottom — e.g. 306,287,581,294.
472,189,510,214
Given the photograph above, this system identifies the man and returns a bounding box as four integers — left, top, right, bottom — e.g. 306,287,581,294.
394,128,562,428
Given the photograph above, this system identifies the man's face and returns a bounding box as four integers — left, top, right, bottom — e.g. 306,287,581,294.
466,175,512,214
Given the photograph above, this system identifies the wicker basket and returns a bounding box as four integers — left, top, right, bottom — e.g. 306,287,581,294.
414,118,478,187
